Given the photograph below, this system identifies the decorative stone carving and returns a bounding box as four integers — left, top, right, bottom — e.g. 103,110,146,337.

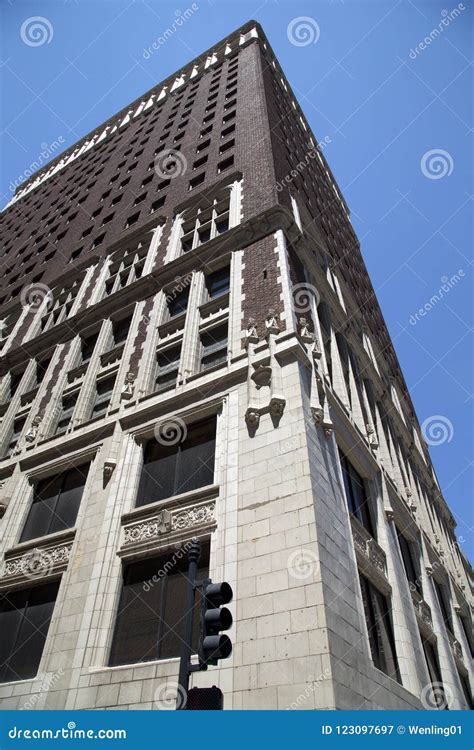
385,508,395,522
269,397,285,419
124,511,172,546
412,594,433,629
244,318,258,345
103,460,117,482
298,317,313,343
25,412,44,443
171,502,215,531
121,372,136,400
265,309,279,335
2,541,72,582
251,364,272,389
350,515,387,577
311,338,322,360
311,407,324,425
366,423,378,448
425,564,433,577
245,407,260,428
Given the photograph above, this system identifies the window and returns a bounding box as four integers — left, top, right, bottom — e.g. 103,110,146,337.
339,453,375,537
92,375,116,418
189,173,205,190
168,287,189,318
200,324,228,370
109,543,210,666
55,392,78,435
125,212,140,229
205,267,230,298
81,332,98,363
217,155,234,173
458,612,474,658
359,573,401,682
219,138,235,154
155,344,181,393
221,123,235,140
7,415,27,455
40,278,82,332
36,357,52,385
0,581,59,683
181,192,230,252
9,369,25,398
433,580,453,634
136,417,216,506
20,464,90,542
396,528,421,595
112,316,131,347
151,196,166,213
421,637,446,708
105,242,147,296
193,155,208,171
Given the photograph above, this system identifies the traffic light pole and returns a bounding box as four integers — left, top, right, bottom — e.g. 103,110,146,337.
176,537,201,710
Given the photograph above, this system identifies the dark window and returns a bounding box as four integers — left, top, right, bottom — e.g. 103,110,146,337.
155,345,181,393
206,267,230,298
81,333,98,363
109,543,210,667
113,316,132,346
189,173,205,190
421,637,447,709
92,376,116,417
10,370,24,398
433,580,453,634
339,453,375,537
36,357,52,385
55,392,78,435
396,528,421,595
458,612,474,658
217,156,234,174
168,288,189,318
0,581,59,683
200,325,228,371
8,416,27,454
359,573,401,683
136,417,216,506
20,464,90,542
458,669,473,708
151,197,166,213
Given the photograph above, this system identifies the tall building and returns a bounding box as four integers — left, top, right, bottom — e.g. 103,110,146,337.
0,21,471,711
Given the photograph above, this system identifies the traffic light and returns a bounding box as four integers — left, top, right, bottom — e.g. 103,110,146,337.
199,580,233,666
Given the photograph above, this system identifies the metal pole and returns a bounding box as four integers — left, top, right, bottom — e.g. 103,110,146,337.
176,537,201,710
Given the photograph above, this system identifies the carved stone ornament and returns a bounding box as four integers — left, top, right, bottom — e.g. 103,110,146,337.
2,542,72,581
124,510,172,546
245,318,258,345
385,508,395,522
245,407,260,428
425,564,433,577
25,412,44,443
311,407,324,425
311,338,322,360
121,372,136,400
251,364,272,389
298,317,313,343
171,503,215,531
103,460,117,482
265,309,279,334
269,397,285,419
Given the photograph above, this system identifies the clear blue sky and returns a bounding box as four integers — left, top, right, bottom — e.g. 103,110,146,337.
1,0,472,561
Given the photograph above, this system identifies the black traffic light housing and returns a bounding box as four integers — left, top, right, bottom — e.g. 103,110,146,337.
199,580,233,666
